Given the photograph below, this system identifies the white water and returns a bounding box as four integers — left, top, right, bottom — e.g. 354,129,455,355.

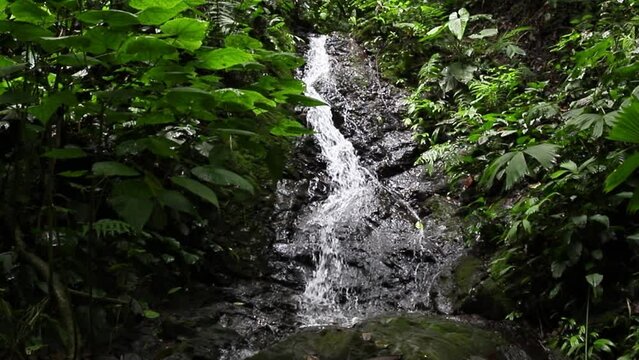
299,36,376,325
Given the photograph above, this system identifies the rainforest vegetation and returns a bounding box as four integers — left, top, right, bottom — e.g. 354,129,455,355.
1,0,639,359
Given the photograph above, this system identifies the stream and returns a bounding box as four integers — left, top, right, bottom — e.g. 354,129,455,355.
293,35,433,327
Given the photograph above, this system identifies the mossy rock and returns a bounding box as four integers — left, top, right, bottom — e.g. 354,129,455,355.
461,277,514,320
249,314,536,360
432,255,485,315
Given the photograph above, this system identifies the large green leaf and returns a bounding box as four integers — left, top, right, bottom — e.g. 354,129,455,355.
421,24,446,41
448,8,469,40
270,119,313,137
224,34,263,49
110,196,153,229
9,0,54,25
447,62,476,83
0,55,25,78
171,177,219,208
142,64,195,84
55,53,103,66
257,51,305,71
164,87,214,110
112,179,153,198
575,38,613,69
564,108,612,139
214,88,276,112
38,35,91,52
129,0,183,10
604,152,639,193
137,112,175,126
138,4,188,25
480,143,558,190
440,63,476,92
76,10,140,27
586,273,603,288
93,161,139,177
116,137,179,158
58,170,88,178
468,28,498,39
609,98,639,144
161,18,208,51
28,91,77,124
42,147,87,159
197,47,255,70
83,27,127,54
0,21,53,41
629,189,639,214
118,36,178,63
192,166,254,194
158,190,196,215
285,94,326,107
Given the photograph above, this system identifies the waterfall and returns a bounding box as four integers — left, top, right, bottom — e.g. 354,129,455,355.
299,36,376,325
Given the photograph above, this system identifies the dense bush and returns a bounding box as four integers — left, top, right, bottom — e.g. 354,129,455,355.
0,0,318,357
344,0,639,358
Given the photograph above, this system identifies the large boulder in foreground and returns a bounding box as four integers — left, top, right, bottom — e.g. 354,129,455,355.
249,314,557,360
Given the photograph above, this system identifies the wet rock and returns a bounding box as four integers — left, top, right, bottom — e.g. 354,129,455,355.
269,33,469,326
384,167,446,208
249,314,557,360
312,34,417,177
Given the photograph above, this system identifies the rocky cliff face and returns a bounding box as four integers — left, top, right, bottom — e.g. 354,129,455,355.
270,34,467,323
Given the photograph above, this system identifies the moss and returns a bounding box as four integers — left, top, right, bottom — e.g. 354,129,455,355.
249,327,377,360
250,315,515,360
453,256,484,296
361,316,504,360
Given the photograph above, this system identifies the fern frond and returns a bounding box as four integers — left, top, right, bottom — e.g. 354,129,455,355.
418,53,442,83
90,219,134,237
208,0,241,34
415,142,461,175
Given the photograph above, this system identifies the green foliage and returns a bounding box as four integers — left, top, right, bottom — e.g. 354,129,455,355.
619,318,639,360
0,0,313,356
480,144,560,190
348,0,639,358
553,318,616,360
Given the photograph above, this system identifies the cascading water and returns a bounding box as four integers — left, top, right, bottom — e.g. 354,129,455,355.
296,35,430,326
176,34,551,360
299,35,377,325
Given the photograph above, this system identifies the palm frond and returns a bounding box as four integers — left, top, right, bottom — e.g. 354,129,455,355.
481,143,560,190
523,144,560,168
609,97,639,144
